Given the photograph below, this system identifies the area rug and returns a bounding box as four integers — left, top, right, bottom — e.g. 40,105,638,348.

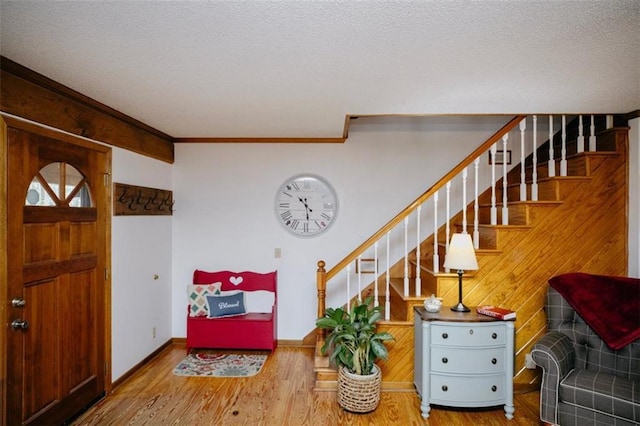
173,353,267,378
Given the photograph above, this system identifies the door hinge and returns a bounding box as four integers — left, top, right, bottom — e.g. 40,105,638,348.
104,268,110,281
104,361,109,376
103,172,111,187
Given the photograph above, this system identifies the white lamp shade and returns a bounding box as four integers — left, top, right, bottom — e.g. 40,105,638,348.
443,233,479,271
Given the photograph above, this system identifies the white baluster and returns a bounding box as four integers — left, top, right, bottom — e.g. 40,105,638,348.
403,217,409,297
560,115,567,176
462,168,468,233
589,115,596,151
346,263,352,311
473,158,480,249
433,191,440,273
577,115,585,153
502,134,509,225
519,118,527,201
445,181,451,273
416,205,422,297
385,232,390,320
357,255,362,303
548,115,556,177
374,241,379,307
490,144,498,225
606,115,614,129
531,115,539,201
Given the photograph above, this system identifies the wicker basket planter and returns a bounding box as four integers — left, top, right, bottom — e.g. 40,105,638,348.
337,364,382,413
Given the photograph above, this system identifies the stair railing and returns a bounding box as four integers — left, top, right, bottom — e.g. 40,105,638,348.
316,114,602,336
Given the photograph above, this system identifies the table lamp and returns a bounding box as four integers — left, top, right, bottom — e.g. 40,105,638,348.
443,233,479,312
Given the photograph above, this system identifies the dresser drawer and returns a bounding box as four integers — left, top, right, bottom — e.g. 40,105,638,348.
431,347,505,374
431,323,505,347
430,373,506,406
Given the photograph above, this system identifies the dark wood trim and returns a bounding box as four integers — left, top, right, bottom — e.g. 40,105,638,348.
0,56,175,164
0,118,8,426
0,57,172,141
111,339,174,391
624,110,640,120
173,137,345,144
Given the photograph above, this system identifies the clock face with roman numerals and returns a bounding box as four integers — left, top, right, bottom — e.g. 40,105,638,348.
275,174,338,237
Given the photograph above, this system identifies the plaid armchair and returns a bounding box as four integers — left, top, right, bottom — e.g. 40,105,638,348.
532,286,640,426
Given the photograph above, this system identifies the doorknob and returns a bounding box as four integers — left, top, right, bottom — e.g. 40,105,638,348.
11,298,26,308
11,319,29,331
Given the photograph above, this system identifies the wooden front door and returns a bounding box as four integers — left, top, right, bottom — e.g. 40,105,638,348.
4,119,111,425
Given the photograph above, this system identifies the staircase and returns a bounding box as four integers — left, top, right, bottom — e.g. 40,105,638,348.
314,116,629,392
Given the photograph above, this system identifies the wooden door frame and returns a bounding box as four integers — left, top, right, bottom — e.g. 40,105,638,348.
1,114,112,425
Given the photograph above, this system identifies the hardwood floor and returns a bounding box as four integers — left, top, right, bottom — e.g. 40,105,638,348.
73,344,542,425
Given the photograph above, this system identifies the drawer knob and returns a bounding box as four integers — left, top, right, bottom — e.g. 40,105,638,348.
442,357,448,364
442,333,448,339
442,385,448,392
491,358,497,365
469,329,474,335
491,385,497,392
492,332,498,339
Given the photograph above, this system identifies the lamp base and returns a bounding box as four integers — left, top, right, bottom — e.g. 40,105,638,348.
451,302,470,313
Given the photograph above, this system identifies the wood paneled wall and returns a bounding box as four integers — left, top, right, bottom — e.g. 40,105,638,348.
352,128,629,389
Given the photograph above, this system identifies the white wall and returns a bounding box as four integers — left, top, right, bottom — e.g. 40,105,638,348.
108,114,639,380
171,116,513,340
628,117,639,278
111,148,173,380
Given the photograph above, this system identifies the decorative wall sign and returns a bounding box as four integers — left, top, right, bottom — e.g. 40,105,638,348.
114,183,173,216
356,258,378,274
489,150,512,165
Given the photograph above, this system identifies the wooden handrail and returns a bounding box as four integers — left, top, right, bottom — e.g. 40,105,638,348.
325,115,526,281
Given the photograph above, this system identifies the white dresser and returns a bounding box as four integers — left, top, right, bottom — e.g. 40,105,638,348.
413,306,515,419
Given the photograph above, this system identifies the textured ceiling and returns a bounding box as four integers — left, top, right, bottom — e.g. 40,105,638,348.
1,1,638,138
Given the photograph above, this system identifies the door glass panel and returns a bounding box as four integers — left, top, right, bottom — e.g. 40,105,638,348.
68,183,92,207
26,180,56,206
25,162,93,207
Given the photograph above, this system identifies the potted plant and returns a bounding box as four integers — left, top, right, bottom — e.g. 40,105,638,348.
315,296,394,413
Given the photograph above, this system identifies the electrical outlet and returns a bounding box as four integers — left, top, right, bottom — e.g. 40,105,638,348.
152,327,156,339
274,248,281,258
525,353,536,369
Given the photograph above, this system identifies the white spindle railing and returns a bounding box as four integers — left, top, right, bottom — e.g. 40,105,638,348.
433,191,439,272
318,114,606,322
501,134,509,225
403,217,409,297
462,168,468,233
548,115,556,177
490,143,498,225
346,263,352,311
415,205,421,297
560,115,567,176
519,118,527,201
577,115,585,153
385,232,390,320
531,115,539,201
373,242,379,307
357,255,362,303
473,158,480,249
445,181,451,272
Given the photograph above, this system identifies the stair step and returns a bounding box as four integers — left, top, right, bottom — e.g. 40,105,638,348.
314,126,629,393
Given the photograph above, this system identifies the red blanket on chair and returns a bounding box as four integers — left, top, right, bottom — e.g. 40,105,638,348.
549,273,640,350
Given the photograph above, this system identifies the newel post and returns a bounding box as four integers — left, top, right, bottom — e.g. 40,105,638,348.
316,260,327,344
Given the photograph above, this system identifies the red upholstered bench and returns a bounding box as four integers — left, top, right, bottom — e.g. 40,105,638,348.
186,270,277,352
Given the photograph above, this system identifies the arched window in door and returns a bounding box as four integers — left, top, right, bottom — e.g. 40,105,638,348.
25,162,93,207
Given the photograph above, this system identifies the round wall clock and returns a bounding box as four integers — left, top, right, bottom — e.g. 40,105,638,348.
275,174,338,237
